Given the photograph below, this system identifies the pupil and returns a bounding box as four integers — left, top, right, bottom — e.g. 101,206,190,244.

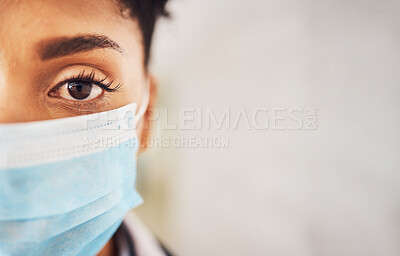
68,82,92,100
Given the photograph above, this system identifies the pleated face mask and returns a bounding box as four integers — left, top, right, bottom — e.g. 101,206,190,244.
0,88,149,255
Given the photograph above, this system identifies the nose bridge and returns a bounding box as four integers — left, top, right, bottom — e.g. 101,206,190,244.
0,66,4,91
0,50,5,89
0,47,50,124
0,62,10,123
0,72,38,124
0,91,31,124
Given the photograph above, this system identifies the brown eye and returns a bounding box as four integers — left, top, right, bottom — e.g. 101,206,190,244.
49,81,103,102
68,81,92,100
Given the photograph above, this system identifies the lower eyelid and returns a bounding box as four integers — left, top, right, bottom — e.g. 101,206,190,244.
47,92,113,116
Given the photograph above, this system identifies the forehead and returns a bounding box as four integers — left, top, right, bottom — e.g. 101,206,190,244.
0,0,140,61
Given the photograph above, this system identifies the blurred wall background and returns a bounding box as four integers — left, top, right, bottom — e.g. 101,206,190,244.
134,0,400,255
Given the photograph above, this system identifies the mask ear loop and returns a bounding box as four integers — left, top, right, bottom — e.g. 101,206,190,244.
135,79,150,124
133,79,150,153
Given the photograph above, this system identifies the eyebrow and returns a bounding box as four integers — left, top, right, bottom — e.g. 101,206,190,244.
38,34,123,60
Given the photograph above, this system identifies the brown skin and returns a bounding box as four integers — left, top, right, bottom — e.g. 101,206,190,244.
0,0,154,255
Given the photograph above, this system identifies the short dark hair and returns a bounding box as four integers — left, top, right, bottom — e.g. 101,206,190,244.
118,0,169,68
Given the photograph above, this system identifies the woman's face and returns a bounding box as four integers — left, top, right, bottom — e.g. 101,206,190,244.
0,0,147,126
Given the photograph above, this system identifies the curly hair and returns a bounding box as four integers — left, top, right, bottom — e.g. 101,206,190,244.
117,0,169,67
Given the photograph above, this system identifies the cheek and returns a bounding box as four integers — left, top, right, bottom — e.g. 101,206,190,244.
0,87,51,123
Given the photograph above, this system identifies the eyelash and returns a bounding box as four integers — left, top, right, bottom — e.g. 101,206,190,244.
57,70,123,93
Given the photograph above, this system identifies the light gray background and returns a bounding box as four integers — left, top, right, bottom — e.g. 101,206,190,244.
135,0,400,255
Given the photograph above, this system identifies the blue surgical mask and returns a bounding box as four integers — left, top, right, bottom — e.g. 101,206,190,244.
0,91,148,255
